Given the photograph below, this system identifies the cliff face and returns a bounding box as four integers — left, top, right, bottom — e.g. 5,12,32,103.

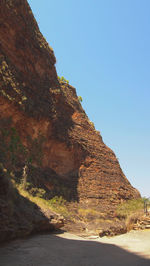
0,0,140,239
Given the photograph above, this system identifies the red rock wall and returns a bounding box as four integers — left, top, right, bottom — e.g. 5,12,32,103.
0,0,140,212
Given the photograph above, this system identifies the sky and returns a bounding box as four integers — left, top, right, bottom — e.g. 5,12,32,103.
28,0,150,197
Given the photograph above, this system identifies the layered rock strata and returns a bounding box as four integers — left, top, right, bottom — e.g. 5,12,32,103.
0,0,140,240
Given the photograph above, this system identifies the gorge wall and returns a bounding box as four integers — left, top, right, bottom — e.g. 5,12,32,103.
0,0,140,240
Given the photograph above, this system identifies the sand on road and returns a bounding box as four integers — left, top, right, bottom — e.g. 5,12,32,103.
0,230,150,266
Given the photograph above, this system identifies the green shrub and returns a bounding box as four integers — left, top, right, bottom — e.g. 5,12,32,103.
58,76,69,84
78,96,83,102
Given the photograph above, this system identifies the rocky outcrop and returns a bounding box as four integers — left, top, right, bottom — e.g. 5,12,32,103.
0,0,140,240
133,215,150,230
0,168,64,243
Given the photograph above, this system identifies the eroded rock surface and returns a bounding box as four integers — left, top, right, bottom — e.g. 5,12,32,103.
0,0,140,241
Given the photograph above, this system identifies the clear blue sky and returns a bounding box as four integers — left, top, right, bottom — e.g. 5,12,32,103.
28,0,150,197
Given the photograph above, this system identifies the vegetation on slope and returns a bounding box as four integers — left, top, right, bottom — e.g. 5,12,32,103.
16,183,69,217
116,198,149,231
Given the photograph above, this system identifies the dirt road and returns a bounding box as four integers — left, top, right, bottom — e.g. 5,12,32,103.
0,231,150,266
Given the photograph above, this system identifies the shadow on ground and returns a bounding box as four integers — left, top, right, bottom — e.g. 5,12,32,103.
0,233,149,266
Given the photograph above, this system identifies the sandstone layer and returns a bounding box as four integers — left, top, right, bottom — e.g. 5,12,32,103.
0,0,140,240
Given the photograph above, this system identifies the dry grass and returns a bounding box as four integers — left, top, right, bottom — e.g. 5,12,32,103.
116,198,146,231
116,198,144,218
125,210,143,231
77,208,106,223
78,208,100,216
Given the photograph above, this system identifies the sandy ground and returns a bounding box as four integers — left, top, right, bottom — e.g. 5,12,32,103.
0,230,150,266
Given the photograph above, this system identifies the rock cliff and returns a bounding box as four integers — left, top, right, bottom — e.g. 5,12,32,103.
0,0,140,240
